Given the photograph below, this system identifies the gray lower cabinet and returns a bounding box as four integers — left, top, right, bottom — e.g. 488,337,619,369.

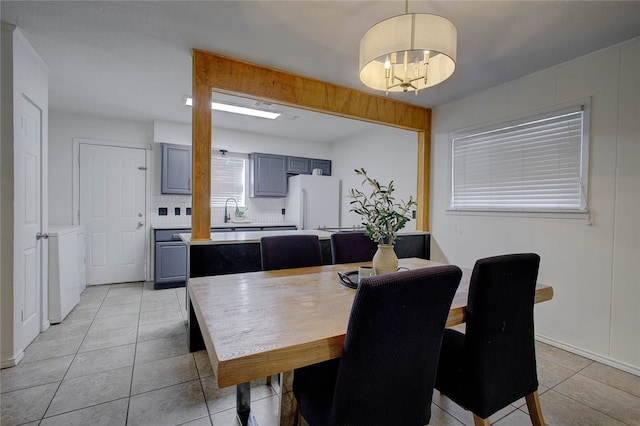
161,143,191,194
155,242,187,287
154,228,190,289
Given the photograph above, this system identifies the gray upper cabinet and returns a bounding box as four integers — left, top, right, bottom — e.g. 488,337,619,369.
161,143,191,194
310,158,331,176
249,153,287,197
287,156,332,176
286,156,311,174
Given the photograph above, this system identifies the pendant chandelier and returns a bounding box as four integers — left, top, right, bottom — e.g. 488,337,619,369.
359,1,457,95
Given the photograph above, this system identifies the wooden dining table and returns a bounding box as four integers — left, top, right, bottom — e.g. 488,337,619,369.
187,258,553,426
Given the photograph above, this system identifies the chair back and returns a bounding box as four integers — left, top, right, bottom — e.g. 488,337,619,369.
260,234,323,271
464,253,541,416
330,232,378,264
330,265,462,425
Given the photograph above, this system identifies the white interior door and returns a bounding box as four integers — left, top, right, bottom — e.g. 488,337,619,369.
80,144,146,285
15,96,43,348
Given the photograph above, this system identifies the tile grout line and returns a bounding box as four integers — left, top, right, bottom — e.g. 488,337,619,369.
179,283,215,425
124,281,146,426
543,361,636,426
38,284,111,423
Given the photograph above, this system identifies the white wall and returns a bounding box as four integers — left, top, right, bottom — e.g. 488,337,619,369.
148,120,336,226
48,111,154,225
332,125,418,232
49,113,419,230
153,119,333,158
431,37,640,374
1,23,18,367
49,114,339,228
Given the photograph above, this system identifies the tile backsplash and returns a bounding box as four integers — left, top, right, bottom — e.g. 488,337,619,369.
150,195,288,226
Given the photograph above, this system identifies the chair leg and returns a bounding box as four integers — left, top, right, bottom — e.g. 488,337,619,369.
473,414,490,426
525,391,545,426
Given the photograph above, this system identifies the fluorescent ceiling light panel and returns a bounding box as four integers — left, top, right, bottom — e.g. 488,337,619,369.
184,97,280,119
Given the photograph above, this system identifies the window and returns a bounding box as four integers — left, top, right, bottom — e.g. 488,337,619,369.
210,153,247,207
450,102,589,213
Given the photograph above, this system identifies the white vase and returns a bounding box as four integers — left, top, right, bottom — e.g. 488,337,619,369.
372,244,398,275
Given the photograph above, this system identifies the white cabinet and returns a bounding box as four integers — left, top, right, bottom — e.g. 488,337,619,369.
48,226,86,323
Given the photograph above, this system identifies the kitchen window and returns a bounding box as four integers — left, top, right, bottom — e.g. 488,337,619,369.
450,101,590,216
210,152,247,207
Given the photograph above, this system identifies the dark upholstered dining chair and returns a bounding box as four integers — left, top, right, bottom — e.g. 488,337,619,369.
293,265,462,426
260,234,323,271
435,253,544,426
330,231,378,264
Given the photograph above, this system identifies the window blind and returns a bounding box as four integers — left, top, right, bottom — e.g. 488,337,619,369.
210,155,246,207
451,108,587,211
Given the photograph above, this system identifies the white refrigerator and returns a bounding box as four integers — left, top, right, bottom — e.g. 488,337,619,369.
285,175,340,230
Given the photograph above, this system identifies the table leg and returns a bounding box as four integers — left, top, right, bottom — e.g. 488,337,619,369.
187,297,205,352
235,372,298,426
278,371,298,426
236,382,260,425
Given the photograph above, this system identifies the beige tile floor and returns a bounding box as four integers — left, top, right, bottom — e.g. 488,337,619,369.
2,282,639,426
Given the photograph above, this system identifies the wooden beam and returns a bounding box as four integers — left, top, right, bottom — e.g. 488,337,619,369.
193,50,429,131
191,49,432,239
191,80,211,241
416,125,431,230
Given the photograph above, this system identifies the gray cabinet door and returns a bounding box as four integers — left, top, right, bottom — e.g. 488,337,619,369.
310,158,331,176
154,241,187,285
287,156,311,174
161,144,191,194
250,153,287,197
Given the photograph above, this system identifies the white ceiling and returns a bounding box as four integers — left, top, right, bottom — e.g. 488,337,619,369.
3,1,640,142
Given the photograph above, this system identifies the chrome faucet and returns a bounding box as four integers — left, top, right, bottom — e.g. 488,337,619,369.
224,198,238,223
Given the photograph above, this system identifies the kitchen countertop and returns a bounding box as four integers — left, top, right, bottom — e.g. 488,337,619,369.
179,229,429,245
180,229,333,245
151,222,297,230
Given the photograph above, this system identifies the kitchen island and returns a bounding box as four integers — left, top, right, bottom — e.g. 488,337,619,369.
152,223,298,289
180,229,430,278
181,229,335,279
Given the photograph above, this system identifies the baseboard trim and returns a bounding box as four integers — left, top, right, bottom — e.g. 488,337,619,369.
536,334,640,377
1,350,24,369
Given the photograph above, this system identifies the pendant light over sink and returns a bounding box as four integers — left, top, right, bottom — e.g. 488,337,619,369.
359,0,457,95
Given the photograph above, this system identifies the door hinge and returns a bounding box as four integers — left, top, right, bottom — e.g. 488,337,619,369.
21,309,24,322
77,210,80,223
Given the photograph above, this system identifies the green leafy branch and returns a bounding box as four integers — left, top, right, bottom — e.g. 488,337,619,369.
348,168,417,245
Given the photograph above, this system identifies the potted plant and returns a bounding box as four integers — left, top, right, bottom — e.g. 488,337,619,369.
348,168,417,274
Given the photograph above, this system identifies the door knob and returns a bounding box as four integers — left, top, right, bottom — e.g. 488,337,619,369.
138,212,143,217
137,222,144,228
36,232,48,240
